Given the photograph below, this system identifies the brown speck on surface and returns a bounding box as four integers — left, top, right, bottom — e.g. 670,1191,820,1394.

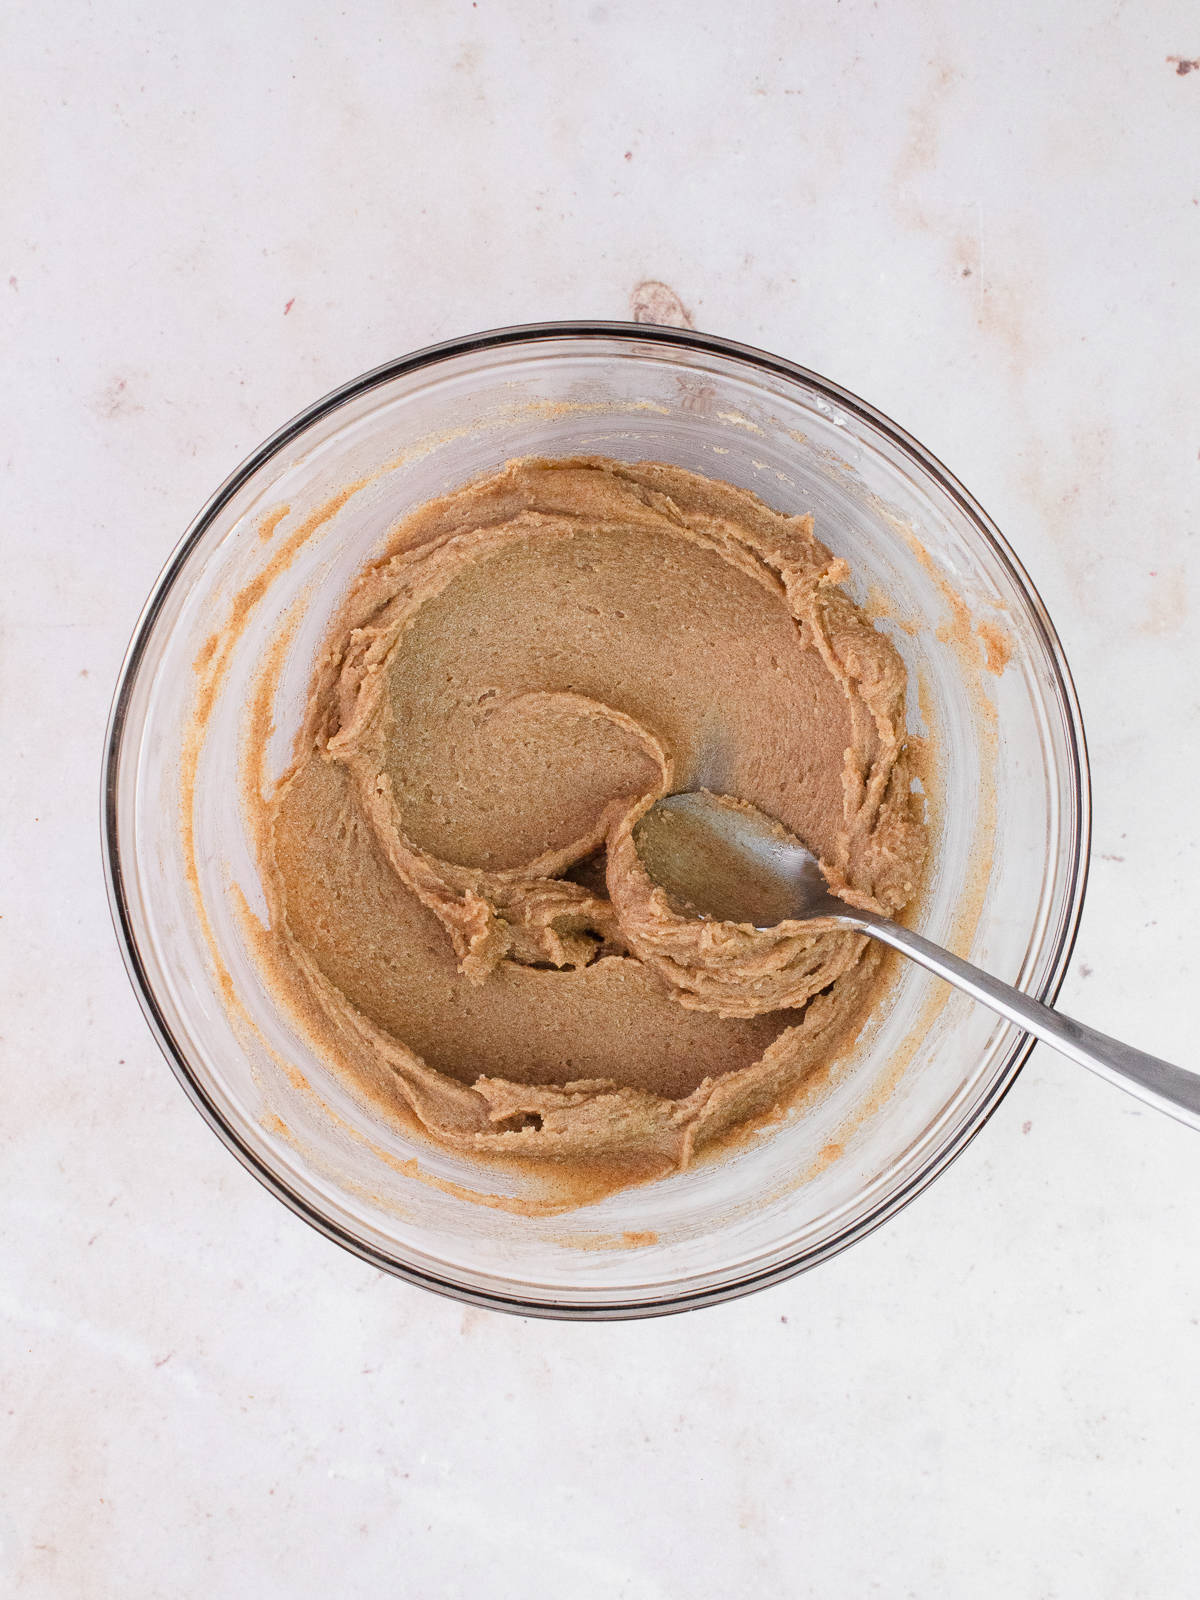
1167,55,1199,74
257,504,291,543
283,297,295,315
1022,1121,1032,1134
1138,561,1188,635
79,667,89,677
7,275,16,289
1079,963,1093,977
950,226,983,294
193,631,219,673
892,61,959,232
93,375,144,420
1098,852,1125,863
630,280,694,328
780,1315,788,1324
153,1352,173,1368
976,620,1011,675
624,150,632,160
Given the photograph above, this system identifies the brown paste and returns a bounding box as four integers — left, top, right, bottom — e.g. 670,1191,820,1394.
256,457,927,1176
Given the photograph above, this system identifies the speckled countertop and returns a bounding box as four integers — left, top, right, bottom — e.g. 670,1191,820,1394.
3,3,1199,1596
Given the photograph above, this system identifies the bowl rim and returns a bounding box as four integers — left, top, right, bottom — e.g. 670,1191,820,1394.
101,320,1092,1320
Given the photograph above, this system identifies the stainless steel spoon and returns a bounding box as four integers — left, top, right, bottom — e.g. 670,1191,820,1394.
634,790,1199,1130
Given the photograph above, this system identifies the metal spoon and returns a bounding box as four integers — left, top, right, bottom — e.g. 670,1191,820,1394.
634,790,1199,1130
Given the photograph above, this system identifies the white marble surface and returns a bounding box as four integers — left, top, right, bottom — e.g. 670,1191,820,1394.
3,2,1200,1595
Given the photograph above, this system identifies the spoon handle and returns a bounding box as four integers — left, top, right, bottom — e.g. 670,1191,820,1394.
849,911,1200,1131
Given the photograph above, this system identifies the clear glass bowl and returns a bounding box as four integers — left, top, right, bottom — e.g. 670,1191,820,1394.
103,324,1089,1318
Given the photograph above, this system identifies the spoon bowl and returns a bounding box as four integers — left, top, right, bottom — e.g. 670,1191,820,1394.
633,791,846,927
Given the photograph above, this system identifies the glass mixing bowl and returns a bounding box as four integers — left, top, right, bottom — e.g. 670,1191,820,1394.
103,324,1089,1318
